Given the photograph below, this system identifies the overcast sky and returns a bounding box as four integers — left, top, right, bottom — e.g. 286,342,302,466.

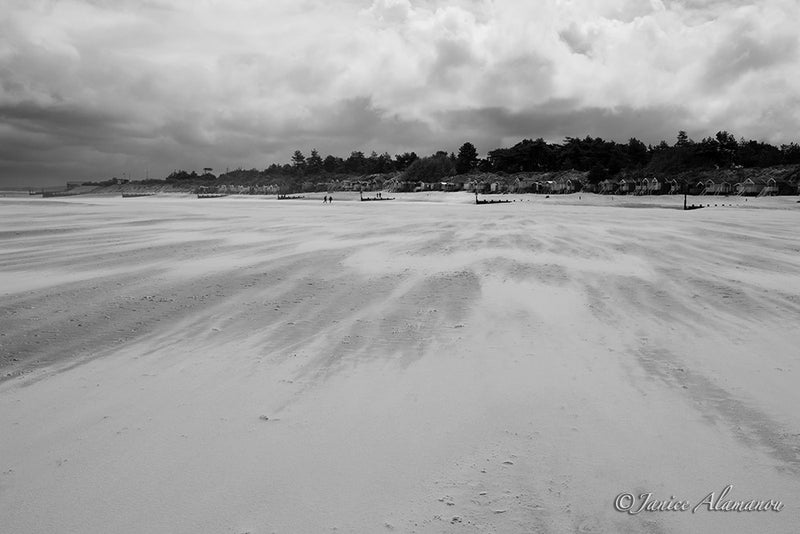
2,0,799,186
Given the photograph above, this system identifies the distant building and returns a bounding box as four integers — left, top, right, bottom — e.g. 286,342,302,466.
598,179,618,194
513,176,538,192
618,178,637,194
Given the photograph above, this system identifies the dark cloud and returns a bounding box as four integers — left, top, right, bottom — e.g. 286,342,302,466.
0,101,129,145
0,96,438,187
285,96,439,156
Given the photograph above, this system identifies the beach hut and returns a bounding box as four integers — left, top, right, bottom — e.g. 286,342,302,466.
760,177,779,196
598,179,618,194
441,181,460,192
538,180,555,194
668,179,684,194
705,180,731,195
656,178,667,194
468,181,489,193
514,176,538,193
618,178,637,194
395,180,415,192
643,176,662,195
735,178,765,196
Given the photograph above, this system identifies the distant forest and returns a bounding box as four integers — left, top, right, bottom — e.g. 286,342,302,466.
122,130,800,191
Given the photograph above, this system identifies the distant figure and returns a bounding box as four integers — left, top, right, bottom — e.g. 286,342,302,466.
323,195,328,203
329,195,333,203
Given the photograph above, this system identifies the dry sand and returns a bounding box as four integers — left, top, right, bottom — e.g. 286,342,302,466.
1,193,799,533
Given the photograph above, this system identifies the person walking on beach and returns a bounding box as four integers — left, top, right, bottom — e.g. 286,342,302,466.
323,195,328,203
329,195,333,203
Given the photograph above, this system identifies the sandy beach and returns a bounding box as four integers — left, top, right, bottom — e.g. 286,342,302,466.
1,193,799,533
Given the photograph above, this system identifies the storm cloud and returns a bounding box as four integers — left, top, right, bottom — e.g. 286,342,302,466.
1,0,799,186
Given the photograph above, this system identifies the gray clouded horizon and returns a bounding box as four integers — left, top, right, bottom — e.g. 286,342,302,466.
1,0,799,186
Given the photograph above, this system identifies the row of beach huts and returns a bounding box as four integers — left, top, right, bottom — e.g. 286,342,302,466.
214,175,795,196
594,176,788,196
48,167,800,198
203,184,281,195
392,172,797,196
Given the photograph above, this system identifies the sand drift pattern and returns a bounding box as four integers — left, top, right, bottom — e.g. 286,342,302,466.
1,195,799,533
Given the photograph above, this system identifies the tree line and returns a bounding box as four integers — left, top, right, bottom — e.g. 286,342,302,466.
159,130,800,187
484,132,800,184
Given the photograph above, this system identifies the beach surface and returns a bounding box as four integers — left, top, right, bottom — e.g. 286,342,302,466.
1,193,799,533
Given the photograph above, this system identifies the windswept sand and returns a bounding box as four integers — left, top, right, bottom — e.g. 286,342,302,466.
1,193,799,533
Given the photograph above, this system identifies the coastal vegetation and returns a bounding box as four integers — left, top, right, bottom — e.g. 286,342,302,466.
81,131,800,195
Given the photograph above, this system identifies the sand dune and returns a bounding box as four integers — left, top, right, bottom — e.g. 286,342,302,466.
1,194,799,533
